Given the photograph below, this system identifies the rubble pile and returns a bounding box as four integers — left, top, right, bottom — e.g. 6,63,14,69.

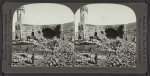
104,39,136,67
40,39,75,67
74,37,136,67
12,36,136,67
12,38,76,67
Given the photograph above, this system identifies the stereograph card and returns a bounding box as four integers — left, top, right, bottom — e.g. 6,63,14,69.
1,1,148,74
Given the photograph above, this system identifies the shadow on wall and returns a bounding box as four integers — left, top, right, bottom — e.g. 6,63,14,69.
42,25,61,39
105,25,124,39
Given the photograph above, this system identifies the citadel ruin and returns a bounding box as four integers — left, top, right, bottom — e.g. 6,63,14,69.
12,5,136,67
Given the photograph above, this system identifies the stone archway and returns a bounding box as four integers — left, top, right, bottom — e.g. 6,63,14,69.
42,28,56,39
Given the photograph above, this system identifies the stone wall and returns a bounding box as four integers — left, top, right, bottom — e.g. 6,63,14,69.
14,22,75,42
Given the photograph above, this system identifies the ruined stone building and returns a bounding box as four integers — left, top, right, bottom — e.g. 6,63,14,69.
77,24,127,40
78,6,88,40
14,6,25,40
14,22,74,42
13,6,136,43
13,7,75,42
76,6,129,41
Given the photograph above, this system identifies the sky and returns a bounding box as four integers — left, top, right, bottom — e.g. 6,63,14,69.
75,4,136,32
12,3,74,32
12,3,136,32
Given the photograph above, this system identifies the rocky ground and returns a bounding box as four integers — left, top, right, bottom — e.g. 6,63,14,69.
12,37,136,67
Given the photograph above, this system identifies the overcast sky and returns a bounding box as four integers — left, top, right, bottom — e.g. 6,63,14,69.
13,3,136,32
13,3,74,32
75,4,136,32
13,3,74,25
